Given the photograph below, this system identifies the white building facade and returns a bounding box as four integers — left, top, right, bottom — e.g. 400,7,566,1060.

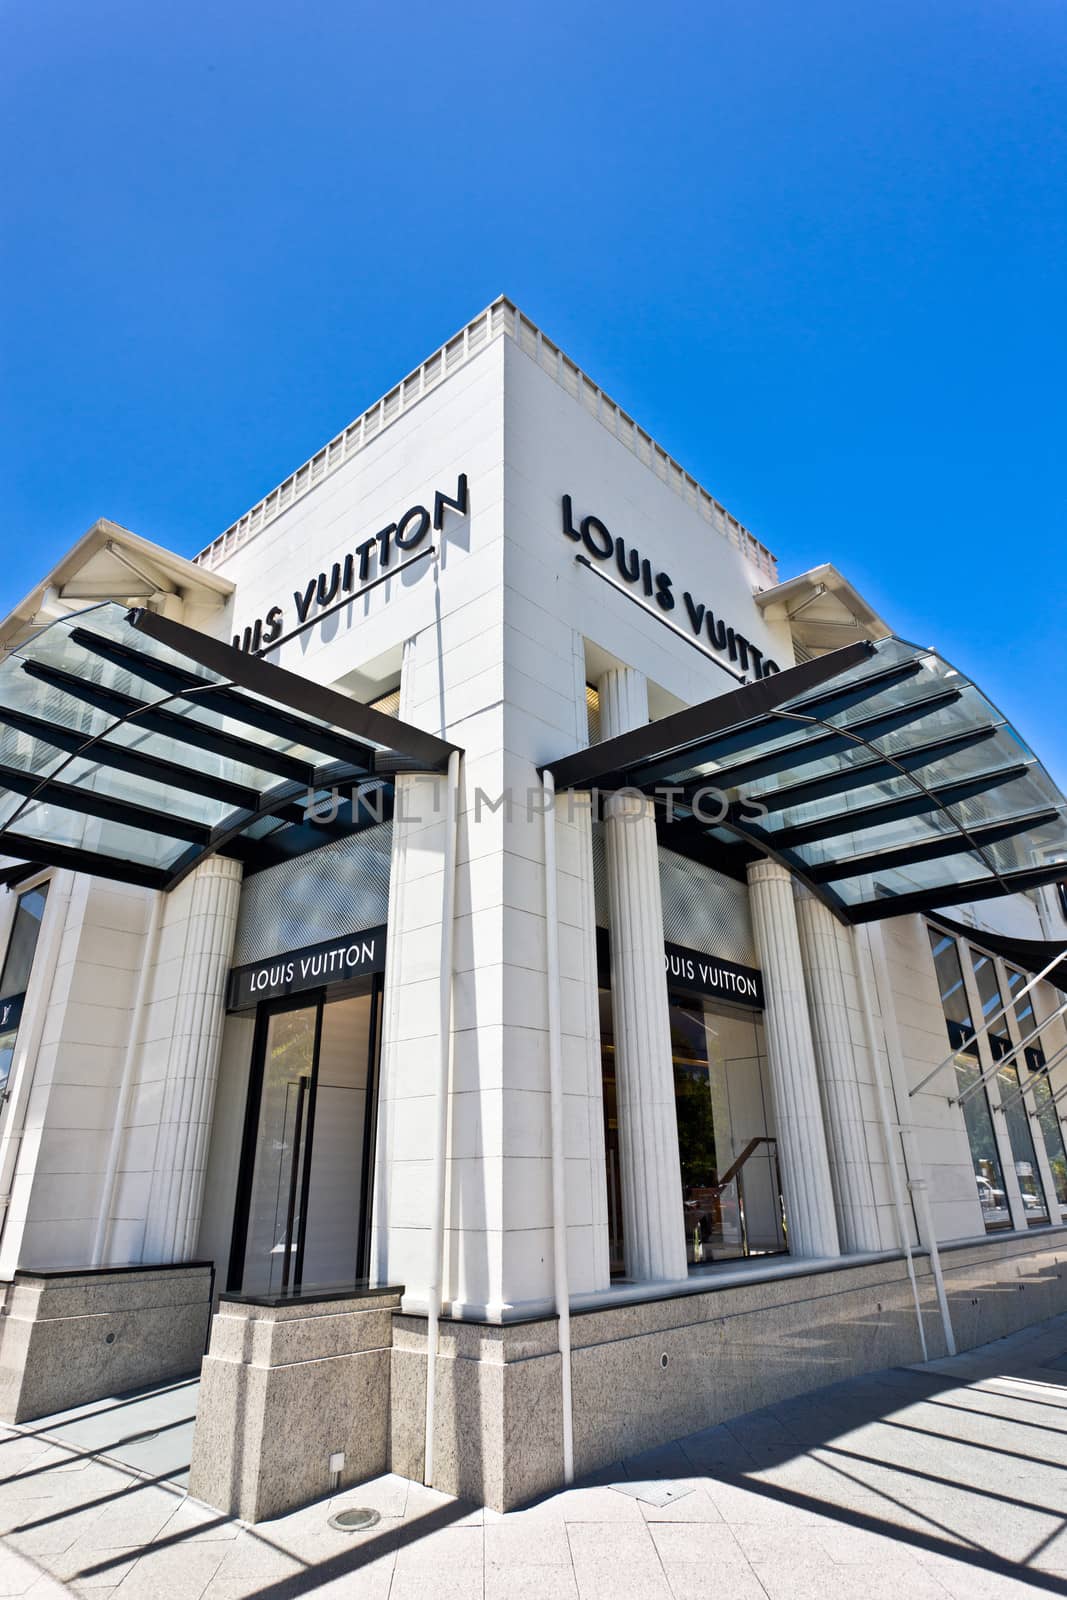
0,299,1065,1514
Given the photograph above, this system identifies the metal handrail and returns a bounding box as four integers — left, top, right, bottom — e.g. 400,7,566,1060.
994,1039,1067,1115
952,1000,1067,1106
710,1136,770,1194
910,947,1067,1097
714,1136,786,1258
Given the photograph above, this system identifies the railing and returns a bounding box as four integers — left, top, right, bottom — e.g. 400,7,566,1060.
706,1135,787,1258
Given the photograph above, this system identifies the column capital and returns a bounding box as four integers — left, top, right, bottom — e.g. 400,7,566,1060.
746,856,793,891
597,666,648,740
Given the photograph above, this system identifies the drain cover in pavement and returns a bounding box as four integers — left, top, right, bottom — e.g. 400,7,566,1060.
328,1508,381,1532
610,1481,694,1507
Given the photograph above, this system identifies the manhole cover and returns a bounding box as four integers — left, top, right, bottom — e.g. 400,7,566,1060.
610,1481,695,1508
328,1508,381,1532
116,1431,160,1446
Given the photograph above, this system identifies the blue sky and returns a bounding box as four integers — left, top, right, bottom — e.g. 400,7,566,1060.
3,0,1065,780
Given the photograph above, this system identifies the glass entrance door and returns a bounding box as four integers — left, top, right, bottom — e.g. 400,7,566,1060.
230,979,380,1296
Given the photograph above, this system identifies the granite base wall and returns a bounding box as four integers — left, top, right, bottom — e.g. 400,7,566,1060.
188,1288,401,1523
390,1227,1067,1508
0,1264,212,1424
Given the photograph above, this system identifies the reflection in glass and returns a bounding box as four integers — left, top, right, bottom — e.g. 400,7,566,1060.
928,928,1010,1230
299,994,372,1288
0,886,48,1000
970,951,1048,1225
1007,968,1067,1212
242,1005,318,1296
599,990,625,1278
599,989,784,1276
670,999,784,1265
0,884,49,1100
239,985,378,1297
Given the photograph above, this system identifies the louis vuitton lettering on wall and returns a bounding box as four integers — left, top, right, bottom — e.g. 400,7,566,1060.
561,494,780,679
231,473,469,653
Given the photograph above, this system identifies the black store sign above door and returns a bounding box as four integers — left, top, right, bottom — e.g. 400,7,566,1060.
595,929,764,1010
228,925,387,1011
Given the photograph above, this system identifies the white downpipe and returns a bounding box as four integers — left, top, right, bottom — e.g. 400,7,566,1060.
91,891,164,1267
0,874,72,1259
852,923,929,1361
424,750,461,1487
542,772,575,1484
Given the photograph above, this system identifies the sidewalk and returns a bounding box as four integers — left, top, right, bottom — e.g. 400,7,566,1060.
0,1314,1065,1600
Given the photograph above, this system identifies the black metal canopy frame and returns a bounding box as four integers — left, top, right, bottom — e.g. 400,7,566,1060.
0,603,458,892
545,637,1067,926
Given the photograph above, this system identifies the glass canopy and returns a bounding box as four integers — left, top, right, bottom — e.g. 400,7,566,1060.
0,603,457,891
546,638,1067,924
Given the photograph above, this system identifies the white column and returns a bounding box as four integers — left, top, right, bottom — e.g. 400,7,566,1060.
568,790,611,1291
794,887,881,1254
600,667,688,1283
747,860,840,1259
143,855,243,1262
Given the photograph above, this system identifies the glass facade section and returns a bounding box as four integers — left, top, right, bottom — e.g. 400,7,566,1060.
1007,967,1067,1212
927,927,1010,1230
0,883,49,1099
670,998,783,1264
599,987,783,1277
234,980,379,1295
969,950,1049,1224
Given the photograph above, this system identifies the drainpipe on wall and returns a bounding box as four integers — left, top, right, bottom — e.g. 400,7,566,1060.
851,922,929,1361
424,749,461,1488
0,873,73,1266
91,891,164,1267
542,771,575,1485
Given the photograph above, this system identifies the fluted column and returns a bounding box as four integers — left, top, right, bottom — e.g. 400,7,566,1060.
794,887,881,1254
601,667,688,1283
747,860,840,1259
143,855,243,1261
563,788,611,1291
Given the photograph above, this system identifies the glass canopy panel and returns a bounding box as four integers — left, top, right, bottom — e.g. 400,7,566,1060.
828,849,995,906
0,602,458,890
6,798,196,870
20,607,349,771
548,633,1067,924
796,809,962,870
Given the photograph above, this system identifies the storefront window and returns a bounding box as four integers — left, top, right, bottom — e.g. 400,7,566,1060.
598,990,625,1277
0,884,49,1100
927,928,1011,1230
670,997,783,1265
233,980,379,1296
969,950,1049,1225
1007,967,1067,1212
598,985,783,1277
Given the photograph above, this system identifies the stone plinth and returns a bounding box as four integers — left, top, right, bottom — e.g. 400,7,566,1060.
189,1286,401,1524
390,1312,563,1511
0,1263,212,1423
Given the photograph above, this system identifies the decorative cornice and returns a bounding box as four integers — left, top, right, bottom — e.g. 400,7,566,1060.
193,297,778,582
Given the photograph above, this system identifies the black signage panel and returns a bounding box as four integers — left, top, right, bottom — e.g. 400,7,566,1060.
595,929,764,1010
662,941,764,1008
227,925,387,1011
0,992,24,1034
